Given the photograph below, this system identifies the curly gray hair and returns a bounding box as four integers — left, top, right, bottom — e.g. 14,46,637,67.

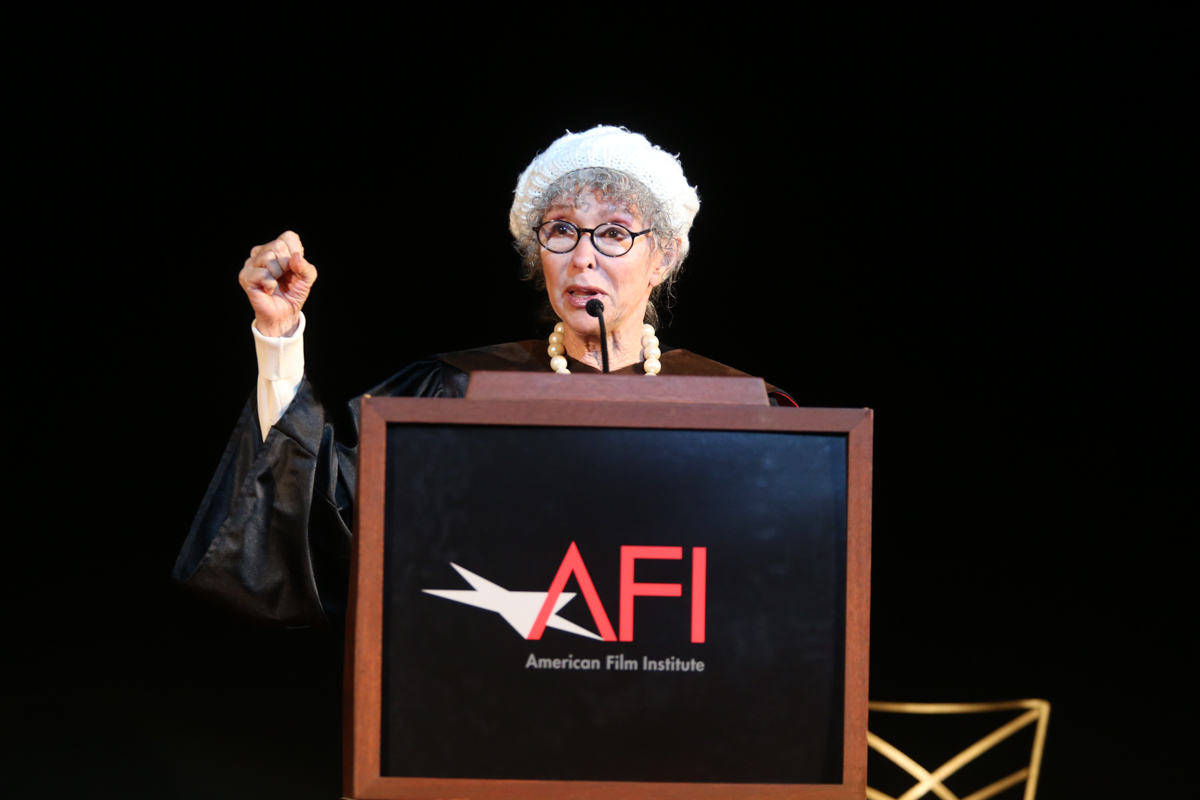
513,167,688,328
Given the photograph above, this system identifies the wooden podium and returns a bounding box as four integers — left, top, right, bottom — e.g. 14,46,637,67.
345,373,872,800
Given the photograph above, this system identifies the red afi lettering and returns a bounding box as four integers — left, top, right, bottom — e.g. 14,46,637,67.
691,547,707,643
619,546,683,641
527,542,617,641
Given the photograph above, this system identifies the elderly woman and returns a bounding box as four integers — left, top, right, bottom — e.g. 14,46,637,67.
174,126,794,626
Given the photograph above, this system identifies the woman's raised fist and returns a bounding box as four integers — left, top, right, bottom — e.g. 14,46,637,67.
237,231,317,337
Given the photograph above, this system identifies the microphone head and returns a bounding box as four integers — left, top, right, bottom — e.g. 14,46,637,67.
585,299,605,318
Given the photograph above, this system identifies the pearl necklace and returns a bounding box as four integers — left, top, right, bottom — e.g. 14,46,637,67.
548,322,662,375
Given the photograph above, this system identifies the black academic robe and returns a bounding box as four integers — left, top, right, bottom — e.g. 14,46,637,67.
173,341,794,628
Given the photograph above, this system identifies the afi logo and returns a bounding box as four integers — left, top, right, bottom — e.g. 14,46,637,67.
424,542,707,643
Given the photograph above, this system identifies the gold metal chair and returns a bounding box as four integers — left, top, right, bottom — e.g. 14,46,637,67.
866,699,1050,800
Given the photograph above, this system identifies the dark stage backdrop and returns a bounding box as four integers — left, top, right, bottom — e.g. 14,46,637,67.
9,14,1187,800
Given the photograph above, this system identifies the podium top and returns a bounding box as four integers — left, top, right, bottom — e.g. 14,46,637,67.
463,371,770,406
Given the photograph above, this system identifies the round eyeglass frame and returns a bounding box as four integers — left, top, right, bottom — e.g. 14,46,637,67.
533,220,654,257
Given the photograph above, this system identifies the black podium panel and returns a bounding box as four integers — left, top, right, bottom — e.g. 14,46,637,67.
381,425,846,784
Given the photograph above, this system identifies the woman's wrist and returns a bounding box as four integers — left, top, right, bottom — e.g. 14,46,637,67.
254,316,301,338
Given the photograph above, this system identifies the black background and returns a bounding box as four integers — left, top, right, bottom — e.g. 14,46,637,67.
382,427,845,783
7,7,1186,798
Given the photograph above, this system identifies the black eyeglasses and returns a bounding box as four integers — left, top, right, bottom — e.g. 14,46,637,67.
533,220,653,257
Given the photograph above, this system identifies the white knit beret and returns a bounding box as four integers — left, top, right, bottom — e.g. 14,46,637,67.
510,125,701,256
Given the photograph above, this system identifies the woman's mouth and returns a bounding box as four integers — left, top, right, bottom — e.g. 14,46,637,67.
565,287,603,308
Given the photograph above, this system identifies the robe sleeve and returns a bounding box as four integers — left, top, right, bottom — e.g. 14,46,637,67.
768,390,798,407
172,359,469,627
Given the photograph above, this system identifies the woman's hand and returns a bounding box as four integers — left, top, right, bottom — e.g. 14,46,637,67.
238,231,317,337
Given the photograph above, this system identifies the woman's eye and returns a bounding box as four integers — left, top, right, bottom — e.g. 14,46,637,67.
601,227,629,240
551,223,574,237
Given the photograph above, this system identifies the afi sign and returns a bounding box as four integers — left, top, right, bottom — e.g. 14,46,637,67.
353,395,872,798
424,542,708,643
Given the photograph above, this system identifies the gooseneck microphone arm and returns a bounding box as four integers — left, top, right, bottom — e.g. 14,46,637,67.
585,299,610,373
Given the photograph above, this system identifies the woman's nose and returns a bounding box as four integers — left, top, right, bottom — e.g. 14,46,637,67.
570,236,598,270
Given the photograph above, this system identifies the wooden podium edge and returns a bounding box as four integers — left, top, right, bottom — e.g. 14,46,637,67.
346,397,386,799
360,396,867,433
465,370,772,405
844,409,873,792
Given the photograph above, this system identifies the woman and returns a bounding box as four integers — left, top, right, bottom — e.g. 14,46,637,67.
174,126,795,627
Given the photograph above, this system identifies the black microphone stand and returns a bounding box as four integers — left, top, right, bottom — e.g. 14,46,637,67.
585,299,610,373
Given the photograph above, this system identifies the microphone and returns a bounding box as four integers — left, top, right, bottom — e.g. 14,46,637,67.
585,299,610,373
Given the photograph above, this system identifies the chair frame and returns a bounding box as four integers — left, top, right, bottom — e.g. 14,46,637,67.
865,699,1050,800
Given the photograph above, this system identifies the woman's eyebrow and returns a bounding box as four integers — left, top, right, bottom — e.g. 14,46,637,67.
604,208,638,224
544,204,576,219
544,207,638,225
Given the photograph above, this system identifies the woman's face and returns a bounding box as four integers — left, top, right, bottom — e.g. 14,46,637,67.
540,191,667,339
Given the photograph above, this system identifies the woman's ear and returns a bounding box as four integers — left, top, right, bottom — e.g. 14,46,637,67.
650,237,682,287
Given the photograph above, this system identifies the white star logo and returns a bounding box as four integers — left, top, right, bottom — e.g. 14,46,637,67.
423,563,603,640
